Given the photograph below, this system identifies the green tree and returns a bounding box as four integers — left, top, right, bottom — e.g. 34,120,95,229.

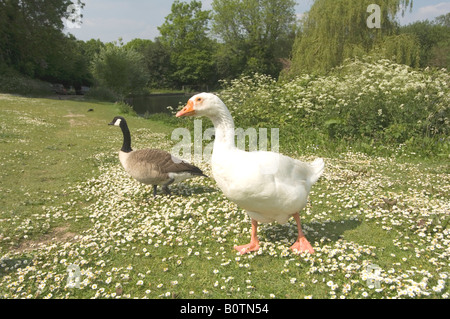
124,38,153,53
287,0,414,76
0,0,84,78
435,12,450,28
374,33,420,67
143,39,172,88
158,0,216,89
39,33,93,88
79,39,106,63
91,44,149,101
125,39,172,88
212,0,297,79
400,13,450,69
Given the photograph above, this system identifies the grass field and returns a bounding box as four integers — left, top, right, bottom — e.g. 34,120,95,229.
0,94,448,299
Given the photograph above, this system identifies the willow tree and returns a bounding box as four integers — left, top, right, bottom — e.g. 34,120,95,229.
286,0,415,76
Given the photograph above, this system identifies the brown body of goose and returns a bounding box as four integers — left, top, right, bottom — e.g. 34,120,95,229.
109,116,207,196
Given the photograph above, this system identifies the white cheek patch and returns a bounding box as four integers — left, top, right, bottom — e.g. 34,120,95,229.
114,119,122,126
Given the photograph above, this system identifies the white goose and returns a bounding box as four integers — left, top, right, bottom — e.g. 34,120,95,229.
176,93,324,255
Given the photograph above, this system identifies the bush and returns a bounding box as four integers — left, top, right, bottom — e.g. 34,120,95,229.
116,101,136,116
91,45,149,101
84,86,117,102
218,58,449,156
0,67,53,96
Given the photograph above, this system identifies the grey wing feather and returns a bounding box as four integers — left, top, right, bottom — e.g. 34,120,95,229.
136,149,207,177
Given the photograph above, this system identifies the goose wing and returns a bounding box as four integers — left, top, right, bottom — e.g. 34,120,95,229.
136,149,206,176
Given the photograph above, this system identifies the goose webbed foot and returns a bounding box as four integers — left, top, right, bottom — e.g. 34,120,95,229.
162,186,171,195
234,219,260,255
290,213,315,254
290,237,314,254
162,178,175,196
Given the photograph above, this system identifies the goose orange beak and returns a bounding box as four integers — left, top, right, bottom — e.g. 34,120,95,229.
176,100,196,117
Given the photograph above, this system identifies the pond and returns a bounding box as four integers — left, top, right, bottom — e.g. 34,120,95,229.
126,94,190,116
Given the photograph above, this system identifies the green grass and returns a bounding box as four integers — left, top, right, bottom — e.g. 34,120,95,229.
0,94,448,299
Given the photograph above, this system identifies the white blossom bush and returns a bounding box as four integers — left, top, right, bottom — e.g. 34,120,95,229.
219,58,449,156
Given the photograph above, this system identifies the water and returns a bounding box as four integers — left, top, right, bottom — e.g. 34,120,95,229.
126,94,190,116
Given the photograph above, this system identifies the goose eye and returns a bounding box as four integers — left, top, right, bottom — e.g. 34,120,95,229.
196,97,202,102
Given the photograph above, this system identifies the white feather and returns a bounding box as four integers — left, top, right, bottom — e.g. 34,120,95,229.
190,93,325,224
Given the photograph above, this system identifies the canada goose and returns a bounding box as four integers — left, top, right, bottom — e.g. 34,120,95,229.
177,93,324,254
109,116,207,196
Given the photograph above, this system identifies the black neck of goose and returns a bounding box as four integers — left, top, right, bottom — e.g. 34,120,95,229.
120,122,133,153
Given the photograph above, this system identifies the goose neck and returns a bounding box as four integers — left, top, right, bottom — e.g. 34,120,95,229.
210,110,236,150
120,123,133,153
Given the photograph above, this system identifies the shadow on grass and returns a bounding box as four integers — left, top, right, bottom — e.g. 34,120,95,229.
0,254,34,278
143,183,218,199
261,218,362,245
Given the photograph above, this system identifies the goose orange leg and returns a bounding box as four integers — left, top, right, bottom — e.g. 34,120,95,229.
290,213,314,254
234,219,260,255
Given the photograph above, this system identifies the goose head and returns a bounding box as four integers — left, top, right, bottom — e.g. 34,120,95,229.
176,93,227,119
109,116,126,127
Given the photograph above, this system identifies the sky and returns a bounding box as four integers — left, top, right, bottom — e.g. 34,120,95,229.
65,0,450,44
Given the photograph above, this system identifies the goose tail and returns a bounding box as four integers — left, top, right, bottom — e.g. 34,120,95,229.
309,158,324,185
